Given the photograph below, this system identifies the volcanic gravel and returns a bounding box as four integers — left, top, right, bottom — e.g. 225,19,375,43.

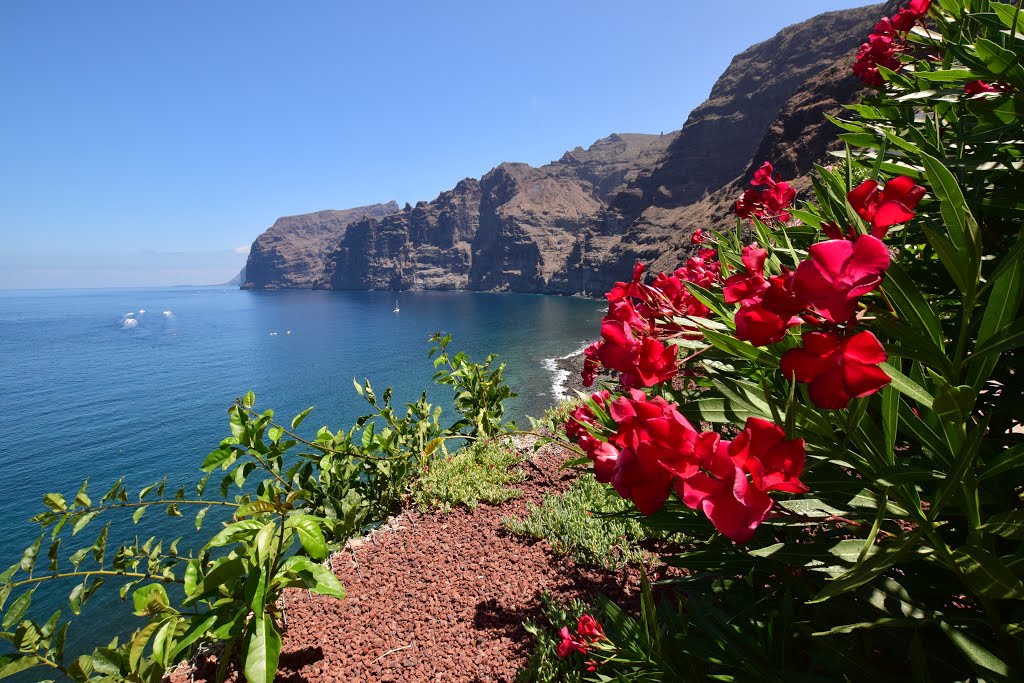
171,441,649,682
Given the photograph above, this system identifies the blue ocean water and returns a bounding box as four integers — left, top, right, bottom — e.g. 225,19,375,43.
0,286,602,669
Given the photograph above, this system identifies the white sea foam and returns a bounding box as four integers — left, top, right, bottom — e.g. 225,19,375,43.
138,309,146,314
122,318,139,329
543,342,592,402
162,310,173,318
123,311,135,317
269,331,278,336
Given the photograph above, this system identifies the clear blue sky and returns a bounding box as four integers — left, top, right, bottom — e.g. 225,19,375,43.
0,0,875,289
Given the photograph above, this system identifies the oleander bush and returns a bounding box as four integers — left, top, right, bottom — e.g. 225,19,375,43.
552,1,1024,679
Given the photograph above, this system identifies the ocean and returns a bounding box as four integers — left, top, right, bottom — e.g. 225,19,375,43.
0,286,602,670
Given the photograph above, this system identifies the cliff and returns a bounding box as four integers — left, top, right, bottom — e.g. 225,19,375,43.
244,2,891,295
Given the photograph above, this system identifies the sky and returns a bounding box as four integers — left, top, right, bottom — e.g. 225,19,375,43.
0,0,874,289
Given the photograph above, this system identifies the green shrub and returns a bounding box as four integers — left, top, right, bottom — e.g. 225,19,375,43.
503,474,654,570
413,440,525,513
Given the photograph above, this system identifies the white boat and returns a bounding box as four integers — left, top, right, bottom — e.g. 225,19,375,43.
393,299,400,313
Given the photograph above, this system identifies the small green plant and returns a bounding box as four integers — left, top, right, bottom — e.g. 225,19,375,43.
503,474,654,570
517,593,588,683
413,440,525,513
429,332,518,437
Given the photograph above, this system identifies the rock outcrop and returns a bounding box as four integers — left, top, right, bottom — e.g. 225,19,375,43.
244,2,891,295
242,202,400,290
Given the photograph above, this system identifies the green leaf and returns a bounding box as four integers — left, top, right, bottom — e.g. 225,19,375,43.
981,444,1024,481
291,406,314,430
132,583,170,616
967,316,1024,363
0,653,40,678
701,327,778,367
290,516,328,561
938,619,1009,678
243,614,282,683
71,512,99,536
975,37,1018,75
280,556,346,599
237,501,276,517
183,557,246,606
880,363,934,409
169,611,219,660
880,262,944,350
2,589,33,630
254,522,277,566
981,510,1024,540
242,390,256,408
953,545,1024,599
132,506,145,523
968,253,1022,389
678,397,755,425
42,494,66,512
19,536,42,574
811,530,925,603
195,506,209,531
920,152,980,279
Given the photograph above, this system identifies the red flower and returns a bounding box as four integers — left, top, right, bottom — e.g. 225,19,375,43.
581,341,600,387
965,80,1010,96
735,303,795,346
675,432,773,544
566,391,610,458
606,391,700,515
908,0,931,15
792,235,890,325
735,162,796,224
576,615,604,639
780,330,891,409
853,33,902,86
728,418,808,494
557,627,589,658
723,244,769,305
847,176,926,236
690,228,704,244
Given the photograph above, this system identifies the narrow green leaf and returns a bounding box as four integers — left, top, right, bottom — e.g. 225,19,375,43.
880,363,934,409
953,545,1024,599
19,536,42,574
981,510,1024,540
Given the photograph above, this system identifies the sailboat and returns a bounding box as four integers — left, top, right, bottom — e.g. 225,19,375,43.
393,299,400,313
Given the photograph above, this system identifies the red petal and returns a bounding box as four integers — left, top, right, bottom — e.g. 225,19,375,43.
843,360,892,399
841,330,887,365
871,202,916,232
808,366,853,409
847,179,879,219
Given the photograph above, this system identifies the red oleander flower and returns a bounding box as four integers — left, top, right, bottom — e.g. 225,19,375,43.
675,432,773,543
891,8,918,31
557,627,589,658
793,235,891,325
723,244,769,304
965,80,1010,96
780,330,892,409
847,176,926,236
606,262,646,305
728,417,808,494
735,163,796,224
576,615,604,639
908,0,931,15
821,221,858,241
735,302,795,346
853,33,902,86
691,228,704,244
581,341,600,387
606,390,700,515
565,391,610,459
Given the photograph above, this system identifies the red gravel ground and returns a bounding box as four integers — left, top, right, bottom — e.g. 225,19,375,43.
171,443,648,682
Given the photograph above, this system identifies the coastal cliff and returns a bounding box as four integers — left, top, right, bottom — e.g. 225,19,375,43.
243,3,891,295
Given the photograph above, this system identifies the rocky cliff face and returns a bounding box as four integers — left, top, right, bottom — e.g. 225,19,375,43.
244,3,890,295
242,202,400,289
323,133,673,292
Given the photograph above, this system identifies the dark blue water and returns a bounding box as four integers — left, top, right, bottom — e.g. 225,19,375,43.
0,287,601,671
